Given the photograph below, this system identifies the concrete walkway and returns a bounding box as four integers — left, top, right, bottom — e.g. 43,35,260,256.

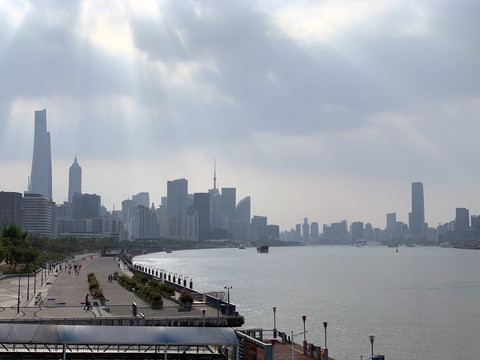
0,255,220,322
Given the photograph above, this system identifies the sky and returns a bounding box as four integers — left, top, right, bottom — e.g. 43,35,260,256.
1,0,480,231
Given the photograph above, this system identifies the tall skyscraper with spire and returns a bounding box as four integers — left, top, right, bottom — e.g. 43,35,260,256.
29,109,52,200
68,156,82,202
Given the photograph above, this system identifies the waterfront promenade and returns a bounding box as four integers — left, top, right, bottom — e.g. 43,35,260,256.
0,254,221,322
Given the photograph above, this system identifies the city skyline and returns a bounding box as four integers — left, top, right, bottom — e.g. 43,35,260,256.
1,1,480,231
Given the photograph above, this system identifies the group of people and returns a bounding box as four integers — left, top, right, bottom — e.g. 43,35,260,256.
107,274,115,282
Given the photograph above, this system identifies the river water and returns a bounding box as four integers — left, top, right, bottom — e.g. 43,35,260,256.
134,245,480,360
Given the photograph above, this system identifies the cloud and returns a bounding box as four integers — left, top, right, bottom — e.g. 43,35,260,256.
1,0,480,228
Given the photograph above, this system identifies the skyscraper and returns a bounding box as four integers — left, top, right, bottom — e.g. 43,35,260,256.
410,182,425,237
221,188,236,222
194,192,211,241
167,178,188,238
0,192,24,231
455,207,469,241
29,109,52,200
68,156,82,203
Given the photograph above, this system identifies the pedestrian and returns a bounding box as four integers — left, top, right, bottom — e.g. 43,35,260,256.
84,294,90,310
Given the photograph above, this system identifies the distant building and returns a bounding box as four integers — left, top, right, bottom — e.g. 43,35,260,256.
184,206,198,241
471,215,480,230
323,221,348,244
72,193,101,220
56,202,74,235
132,192,150,208
132,205,158,239
302,218,309,243
221,188,236,222
232,196,250,242
351,221,364,242
167,178,188,238
68,156,82,203
386,212,396,237
22,193,55,237
194,193,210,241
455,208,470,241
29,109,52,200
410,182,425,237
0,192,24,232
311,222,319,241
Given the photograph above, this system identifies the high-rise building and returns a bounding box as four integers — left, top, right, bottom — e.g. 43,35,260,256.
22,193,55,237
132,205,158,239
221,188,236,222
29,109,52,200
0,192,24,232
455,208,470,241
72,193,101,220
132,192,150,208
386,212,396,236
167,178,188,238
194,193,211,241
351,221,364,242
302,217,309,242
68,156,82,203
311,222,319,241
410,182,425,237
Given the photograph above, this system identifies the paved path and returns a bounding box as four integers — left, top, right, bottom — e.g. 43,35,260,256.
0,255,220,322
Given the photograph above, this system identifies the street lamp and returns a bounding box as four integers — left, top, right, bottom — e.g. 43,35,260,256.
368,334,376,358
224,286,232,304
202,309,207,327
272,306,277,337
323,322,328,360
17,273,21,314
302,315,307,354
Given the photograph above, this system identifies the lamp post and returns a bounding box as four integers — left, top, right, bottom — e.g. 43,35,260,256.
323,322,328,360
224,286,232,304
272,306,277,337
368,334,375,358
17,273,21,314
301,315,307,354
26,272,30,301
202,309,207,327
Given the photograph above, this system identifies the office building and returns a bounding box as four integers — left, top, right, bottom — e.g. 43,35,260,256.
410,182,425,237
167,178,188,238
351,221,364,242
302,218,309,242
221,188,236,222
184,206,198,241
29,109,52,200
0,192,24,232
455,208,470,241
132,192,150,208
311,222,319,241
194,193,211,241
72,193,101,220
68,156,82,203
22,193,55,237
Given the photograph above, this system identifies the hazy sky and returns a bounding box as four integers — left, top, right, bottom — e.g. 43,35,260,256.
1,0,479,231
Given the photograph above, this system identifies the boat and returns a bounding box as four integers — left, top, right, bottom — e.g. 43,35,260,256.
256,245,269,253
165,249,172,253
239,244,246,249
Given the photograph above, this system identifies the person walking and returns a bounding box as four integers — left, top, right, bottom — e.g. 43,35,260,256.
84,294,90,310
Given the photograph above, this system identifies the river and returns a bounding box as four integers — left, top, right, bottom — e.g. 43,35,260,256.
134,245,480,360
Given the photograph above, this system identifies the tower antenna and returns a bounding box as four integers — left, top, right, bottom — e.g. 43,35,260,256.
213,157,217,190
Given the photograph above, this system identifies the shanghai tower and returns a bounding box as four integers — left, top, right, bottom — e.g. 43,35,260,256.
29,109,52,200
